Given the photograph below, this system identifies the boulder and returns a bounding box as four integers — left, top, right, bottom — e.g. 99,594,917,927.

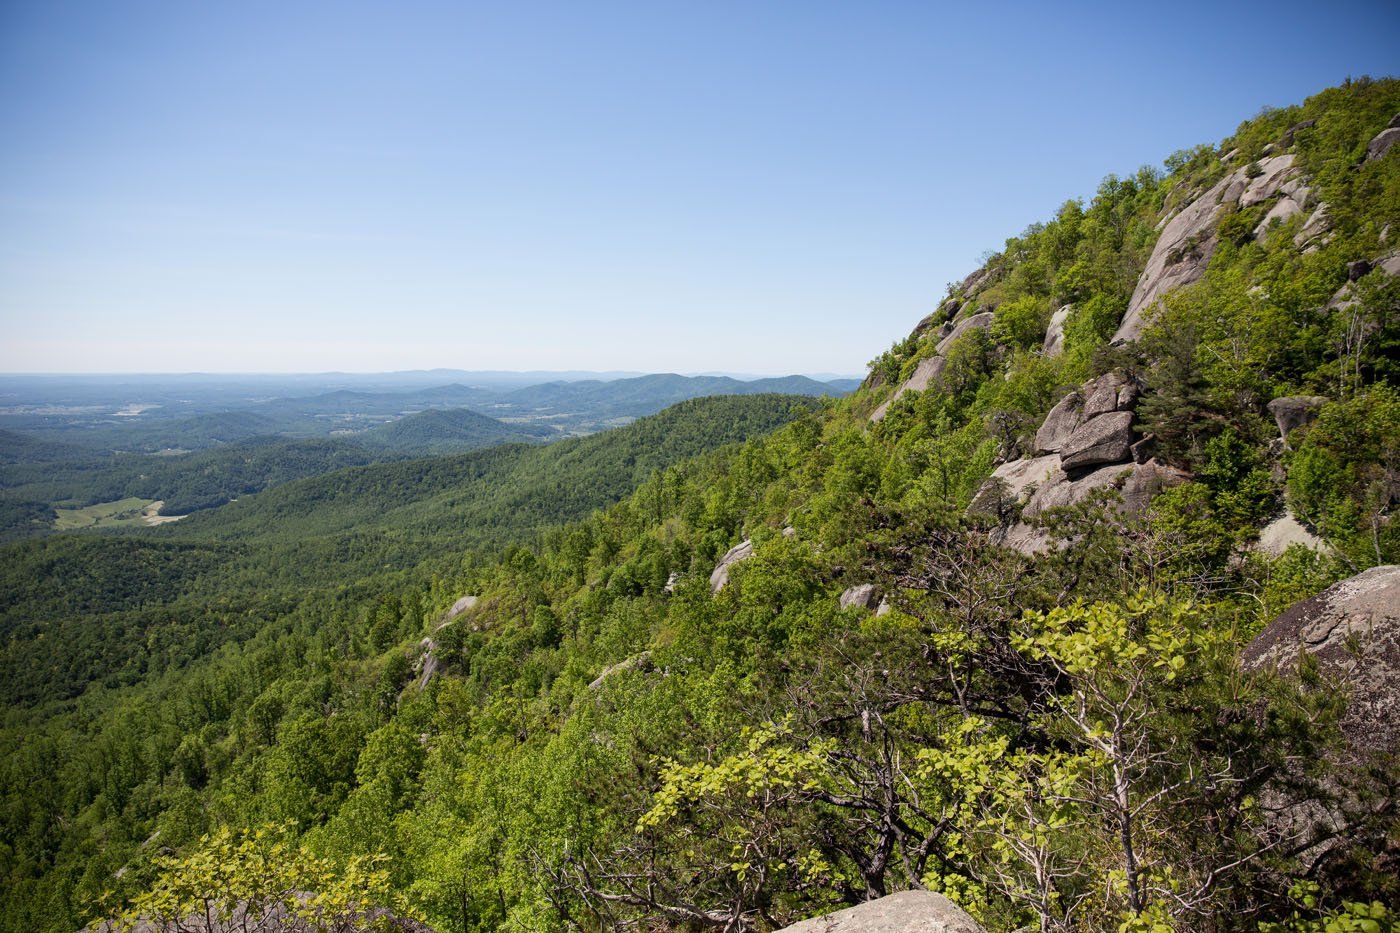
1082,372,1135,419
968,454,1060,515
1255,510,1327,558
840,583,884,611
1266,396,1327,446
1059,411,1136,470
1034,390,1085,454
777,890,984,933
1042,304,1072,357
1366,126,1400,163
1116,458,1192,512
664,571,681,593
1241,565,1400,752
441,594,478,624
710,539,754,592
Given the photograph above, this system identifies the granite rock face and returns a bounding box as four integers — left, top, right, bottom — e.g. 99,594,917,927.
1114,154,1311,343
777,891,984,933
710,539,754,592
1241,565,1400,751
1059,410,1136,470
870,312,996,421
840,583,884,611
441,595,478,624
1255,510,1327,557
1042,304,1072,357
1366,122,1400,162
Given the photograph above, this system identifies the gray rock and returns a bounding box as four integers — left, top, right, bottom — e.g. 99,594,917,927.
1347,259,1373,281
968,454,1060,515
1241,565,1400,752
1082,372,1134,420
710,539,754,592
441,594,478,624
1293,203,1332,251
1042,304,1072,357
1365,126,1400,162
1255,510,1327,558
1280,119,1316,147
1239,154,1301,208
1130,433,1157,464
777,890,984,933
1114,173,1232,343
1254,194,1305,239
870,356,945,422
664,571,681,593
870,313,994,422
839,583,884,611
1266,396,1327,446
1116,458,1191,512
588,651,653,690
934,311,995,356
1116,155,1304,343
415,638,441,688
1034,390,1085,454
995,458,1189,555
1059,411,1136,470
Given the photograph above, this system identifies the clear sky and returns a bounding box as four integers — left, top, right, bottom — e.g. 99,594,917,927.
1,1,1397,375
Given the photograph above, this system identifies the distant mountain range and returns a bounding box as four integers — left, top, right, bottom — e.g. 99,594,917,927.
0,371,855,451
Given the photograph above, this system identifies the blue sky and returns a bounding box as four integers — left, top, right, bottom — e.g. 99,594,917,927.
1,1,1397,375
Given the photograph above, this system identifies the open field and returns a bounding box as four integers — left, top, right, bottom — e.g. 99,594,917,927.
52,497,161,530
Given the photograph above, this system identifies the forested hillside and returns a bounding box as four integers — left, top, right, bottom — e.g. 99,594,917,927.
2,80,1399,932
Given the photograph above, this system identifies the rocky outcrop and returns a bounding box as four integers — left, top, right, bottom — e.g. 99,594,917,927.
1365,114,1400,162
1241,565,1400,751
870,312,995,421
710,539,754,592
840,583,883,611
1255,510,1327,557
1240,566,1400,873
1266,395,1327,447
1042,304,1071,357
1114,154,1312,343
415,637,441,689
1326,251,1400,312
441,594,478,624
1034,373,1138,456
1293,203,1332,251
588,651,653,690
972,373,1187,553
1059,410,1135,470
777,891,984,933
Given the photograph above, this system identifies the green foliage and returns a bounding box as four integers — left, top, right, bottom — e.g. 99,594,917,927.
100,823,416,932
4,80,1399,933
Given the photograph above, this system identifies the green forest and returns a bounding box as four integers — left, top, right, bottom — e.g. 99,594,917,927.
2,79,1399,932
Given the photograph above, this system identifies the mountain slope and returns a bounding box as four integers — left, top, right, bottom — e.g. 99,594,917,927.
354,407,555,454
2,80,1398,933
